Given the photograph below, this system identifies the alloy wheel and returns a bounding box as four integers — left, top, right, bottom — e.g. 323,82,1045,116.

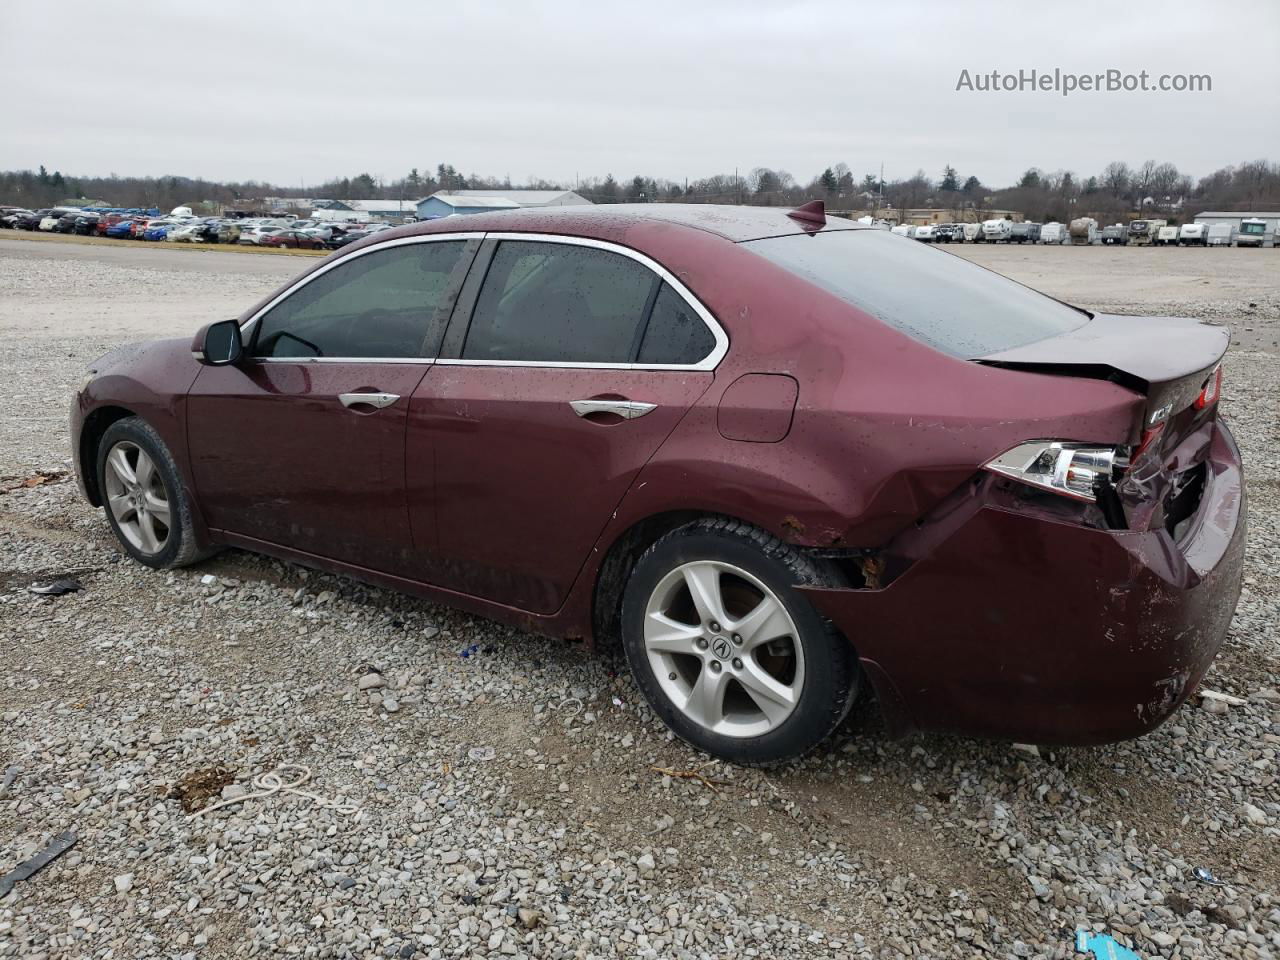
643,560,804,738
103,441,171,555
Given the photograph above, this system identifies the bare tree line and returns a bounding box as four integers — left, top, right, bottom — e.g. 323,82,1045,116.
3,159,1279,222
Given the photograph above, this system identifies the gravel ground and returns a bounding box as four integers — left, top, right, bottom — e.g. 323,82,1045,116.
1,234,1277,960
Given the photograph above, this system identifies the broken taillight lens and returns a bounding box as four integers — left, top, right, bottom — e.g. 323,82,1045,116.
1195,365,1222,410
984,441,1122,502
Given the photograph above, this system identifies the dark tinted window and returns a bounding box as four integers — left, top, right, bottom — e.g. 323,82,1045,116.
463,240,657,363
252,240,467,359
744,230,1088,358
638,282,715,364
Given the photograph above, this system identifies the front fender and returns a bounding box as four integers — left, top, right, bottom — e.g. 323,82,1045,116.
73,338,204,518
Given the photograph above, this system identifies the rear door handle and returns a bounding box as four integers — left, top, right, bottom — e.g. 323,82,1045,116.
339,392,399,409
570,399,657,420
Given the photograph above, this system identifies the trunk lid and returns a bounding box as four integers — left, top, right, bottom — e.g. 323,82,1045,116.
976,313,1228,440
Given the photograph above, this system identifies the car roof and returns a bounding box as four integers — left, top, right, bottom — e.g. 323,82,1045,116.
402,203,871,244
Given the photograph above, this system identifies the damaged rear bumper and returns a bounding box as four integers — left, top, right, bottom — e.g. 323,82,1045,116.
799,421,1246,745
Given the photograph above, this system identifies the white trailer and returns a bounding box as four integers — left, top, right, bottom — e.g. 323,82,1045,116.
981,218,1012,242
1039,222,1067,244
1178,223,1208,246
1206,223,1234,246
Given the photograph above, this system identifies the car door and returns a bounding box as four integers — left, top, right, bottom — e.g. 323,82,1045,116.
406,235,727,614
186,234,480,573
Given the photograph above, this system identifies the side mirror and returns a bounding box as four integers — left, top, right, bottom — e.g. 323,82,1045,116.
193,319,244,366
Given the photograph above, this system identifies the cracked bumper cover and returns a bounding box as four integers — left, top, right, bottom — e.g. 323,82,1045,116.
799,421,1246,745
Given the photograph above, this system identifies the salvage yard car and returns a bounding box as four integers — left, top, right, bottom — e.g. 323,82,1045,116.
71,202,1245,764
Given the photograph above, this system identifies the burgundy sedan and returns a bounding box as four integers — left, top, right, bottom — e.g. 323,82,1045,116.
71,203,1244,763
259,229,325,250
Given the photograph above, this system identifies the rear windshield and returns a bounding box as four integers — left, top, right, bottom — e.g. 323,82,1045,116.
743,230,1088,358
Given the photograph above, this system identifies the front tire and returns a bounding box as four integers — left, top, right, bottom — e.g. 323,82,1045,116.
621,518,858,765
97,417,206,569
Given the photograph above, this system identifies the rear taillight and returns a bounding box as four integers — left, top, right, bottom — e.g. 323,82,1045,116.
1195,365,1222,410
984,441,1123,502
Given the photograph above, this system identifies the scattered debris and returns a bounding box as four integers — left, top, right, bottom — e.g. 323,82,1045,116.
113,873,133,894
186,763,359,819
555,697,584,717
1198,688,1247,706
1012,743,1041,759
28,578,83,597
0,766,20,798
516,907,543,929
468,747,496,762
0,831,77,897
357,672,386,691
0,470,68,494
651,764,730,794
1075,929,1141,959
1194,865,1226,887
169,766,236,813
459,643,481,658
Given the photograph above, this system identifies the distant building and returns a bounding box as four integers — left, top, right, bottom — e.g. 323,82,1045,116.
442,189,590,208
311,199,419,222
416,194,522,219
416,189,590,220
1193,210,1279,245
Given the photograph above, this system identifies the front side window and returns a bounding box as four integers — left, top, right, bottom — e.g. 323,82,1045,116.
251,240,468,359
463,240,658,363
744,230,1088,359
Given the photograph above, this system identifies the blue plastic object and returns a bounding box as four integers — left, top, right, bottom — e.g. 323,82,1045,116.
1076,930,1142,959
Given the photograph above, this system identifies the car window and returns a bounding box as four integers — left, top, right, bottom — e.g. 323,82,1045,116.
463,240,658,363
743,230,1088,359
251,241,469,359
637,283,715,365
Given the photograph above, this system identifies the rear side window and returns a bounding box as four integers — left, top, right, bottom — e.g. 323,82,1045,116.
252,240,468,359
638,283,715,364
463,240,658,363
744,230,1088,358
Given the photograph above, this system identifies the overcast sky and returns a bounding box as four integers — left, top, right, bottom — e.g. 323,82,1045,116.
3,0,1278,190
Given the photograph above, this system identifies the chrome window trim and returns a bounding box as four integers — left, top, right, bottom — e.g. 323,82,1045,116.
239,231,728,371
447,232,727,371
238,232,484,361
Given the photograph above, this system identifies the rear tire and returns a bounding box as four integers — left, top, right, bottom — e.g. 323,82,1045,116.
96,417,208,570
621,518,858,765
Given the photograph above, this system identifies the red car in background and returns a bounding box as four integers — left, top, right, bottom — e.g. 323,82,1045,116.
69,203,1244,764
259,229,326,250
94,213,132,236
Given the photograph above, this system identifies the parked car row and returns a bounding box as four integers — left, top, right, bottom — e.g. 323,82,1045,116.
0,205,399,251
878,214,1274,248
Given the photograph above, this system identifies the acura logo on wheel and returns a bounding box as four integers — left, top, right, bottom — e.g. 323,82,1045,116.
711,637,732,660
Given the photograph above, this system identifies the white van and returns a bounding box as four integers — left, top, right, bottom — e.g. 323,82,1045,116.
914,225,935,242
982,218,1012,242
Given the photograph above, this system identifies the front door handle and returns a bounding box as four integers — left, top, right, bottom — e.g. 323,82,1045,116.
570,399,657,420
339,392,399,409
